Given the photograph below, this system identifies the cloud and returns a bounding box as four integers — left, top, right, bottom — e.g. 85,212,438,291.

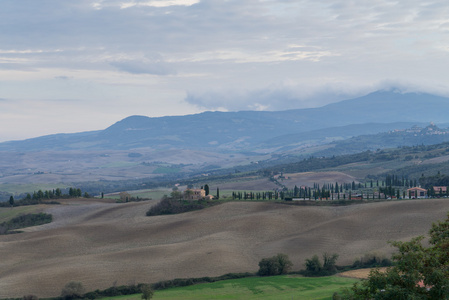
3,0,449,140
110,56,176,75
119,0,200,9
184,82,376,112
54,75,73,80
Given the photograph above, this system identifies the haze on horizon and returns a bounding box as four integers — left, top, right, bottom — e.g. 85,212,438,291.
1,0,449,142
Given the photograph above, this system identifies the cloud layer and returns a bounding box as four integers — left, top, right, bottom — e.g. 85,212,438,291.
1,0,449,140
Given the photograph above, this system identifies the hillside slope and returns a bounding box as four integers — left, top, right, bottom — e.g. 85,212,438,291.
0,198,448,297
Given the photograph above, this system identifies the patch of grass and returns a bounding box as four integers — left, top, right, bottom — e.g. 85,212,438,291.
97,276,358,300
153,167,181,174
0,213,52,234
0,206,44,223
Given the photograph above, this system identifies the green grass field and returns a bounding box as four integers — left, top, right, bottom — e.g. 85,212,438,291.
152,166,181,174
98,275,358,300
0,206,44,223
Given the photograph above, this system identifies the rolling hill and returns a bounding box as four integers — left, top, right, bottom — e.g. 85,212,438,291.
1,90,449,152
2,90,449,197
0,198,448,298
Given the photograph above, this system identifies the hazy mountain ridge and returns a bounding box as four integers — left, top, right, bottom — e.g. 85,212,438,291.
309,123,449,157
2,90,449,152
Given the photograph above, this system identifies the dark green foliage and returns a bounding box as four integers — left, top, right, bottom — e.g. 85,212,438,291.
0,195,60,208
146,197,220,216
337,213,449,299
0,213,52,235
151,273,254,290
60,282,85,300
302,253,339,277
257,253,293,276
81,275,256,298
323,253,339,273
350,254,392,269
83,284,147,299
0,187,86,208
68,188,82,197
305,255,322,273
141,284,154,300
419,172,449,189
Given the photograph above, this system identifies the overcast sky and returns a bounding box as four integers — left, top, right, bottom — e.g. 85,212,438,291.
1,0,449,142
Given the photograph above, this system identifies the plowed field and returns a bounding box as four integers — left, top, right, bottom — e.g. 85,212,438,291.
0,198,448,297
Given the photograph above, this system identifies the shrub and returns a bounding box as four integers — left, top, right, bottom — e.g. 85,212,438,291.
151,273,254,290
61,281,85,300
258,253,293,276
302,253,339,277
146,197,219,216
141,284,154,300
351,253,392,269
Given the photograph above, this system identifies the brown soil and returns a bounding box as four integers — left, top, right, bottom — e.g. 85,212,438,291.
0,198,448,297
338,267,388,279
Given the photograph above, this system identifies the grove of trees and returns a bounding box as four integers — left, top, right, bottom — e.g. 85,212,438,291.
257,253,293,276
303,253,339,277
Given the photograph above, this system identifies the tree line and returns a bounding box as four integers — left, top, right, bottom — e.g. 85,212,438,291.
0,187,89,207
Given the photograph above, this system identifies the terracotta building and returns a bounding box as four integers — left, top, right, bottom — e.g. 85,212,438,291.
407,187,427,198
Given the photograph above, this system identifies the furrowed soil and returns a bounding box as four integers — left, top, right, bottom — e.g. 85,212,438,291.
0,198,448,297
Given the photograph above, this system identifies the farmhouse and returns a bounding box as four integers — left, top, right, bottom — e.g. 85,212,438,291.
433,186,447,195
183,188,206,200
407,187,427,198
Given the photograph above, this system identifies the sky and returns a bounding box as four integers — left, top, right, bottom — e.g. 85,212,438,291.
1,0,449,142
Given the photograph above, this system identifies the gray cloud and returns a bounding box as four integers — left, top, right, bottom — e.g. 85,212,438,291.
54,76,73,80
2,0,449,140
110,58,176,75
185,84,374,112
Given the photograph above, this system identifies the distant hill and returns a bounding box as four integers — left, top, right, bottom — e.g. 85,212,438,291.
311,124,449,157
1,90,449,152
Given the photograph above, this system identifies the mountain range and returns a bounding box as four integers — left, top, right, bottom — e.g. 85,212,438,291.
1,90,449,153
2,90,449,194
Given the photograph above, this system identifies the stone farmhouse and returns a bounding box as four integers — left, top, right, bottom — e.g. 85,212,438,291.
183,188,214,200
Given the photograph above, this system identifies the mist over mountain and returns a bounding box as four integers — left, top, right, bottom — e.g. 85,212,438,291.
1,90,449,152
